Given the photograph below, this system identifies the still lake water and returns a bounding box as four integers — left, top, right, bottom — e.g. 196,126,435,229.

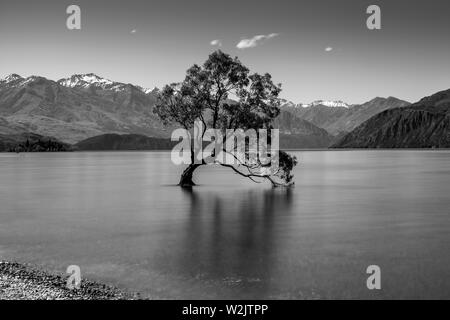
1,150,450,299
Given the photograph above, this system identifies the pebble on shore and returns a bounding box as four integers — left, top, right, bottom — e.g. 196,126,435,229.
0,261,142,300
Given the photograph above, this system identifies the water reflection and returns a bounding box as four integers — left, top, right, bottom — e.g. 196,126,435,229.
2,151,450,298
177,187,294,297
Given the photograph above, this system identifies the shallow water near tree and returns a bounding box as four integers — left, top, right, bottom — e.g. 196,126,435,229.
1,150,450,299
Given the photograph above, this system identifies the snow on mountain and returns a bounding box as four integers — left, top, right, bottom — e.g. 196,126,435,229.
143,87,159,94
279,99,297,107
2,74,347,109
302,100,350,108
0,74,53,88
0,73,165,143
57,73,118,89
281,98,350,109
1,73,159,97
0,74,24,84
57,73,159,95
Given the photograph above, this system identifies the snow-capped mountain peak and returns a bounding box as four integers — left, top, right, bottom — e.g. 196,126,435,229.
2,72,157,95
0,74,49,87
57,73,117,89
57,73,158,95
0,74,24,84
301,100,350,108
142,86,159,94
279,99,296,107
281,99,350,109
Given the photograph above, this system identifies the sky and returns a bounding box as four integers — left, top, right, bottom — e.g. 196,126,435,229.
0,0,449,104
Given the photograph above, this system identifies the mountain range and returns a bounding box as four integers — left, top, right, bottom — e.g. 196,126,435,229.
0,73,336,148
0,74,170,144
0,73,448,150
281,97,410,136
332,88,450,148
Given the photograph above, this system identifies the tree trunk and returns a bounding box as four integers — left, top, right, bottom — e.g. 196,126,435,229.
179,163,201,187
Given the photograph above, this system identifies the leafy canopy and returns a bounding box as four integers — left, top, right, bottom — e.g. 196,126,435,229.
154,50,297,186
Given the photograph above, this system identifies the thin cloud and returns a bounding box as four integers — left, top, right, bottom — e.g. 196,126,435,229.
236,33,279,49
210,39,222,47
130,29,137,34
325,47,333,52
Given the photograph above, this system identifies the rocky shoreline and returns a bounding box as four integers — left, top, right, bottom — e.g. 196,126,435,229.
0,261,143,300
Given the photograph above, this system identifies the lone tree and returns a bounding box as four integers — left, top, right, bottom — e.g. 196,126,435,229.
154,50,297,187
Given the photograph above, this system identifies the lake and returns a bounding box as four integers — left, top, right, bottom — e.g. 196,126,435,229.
1,150,450,299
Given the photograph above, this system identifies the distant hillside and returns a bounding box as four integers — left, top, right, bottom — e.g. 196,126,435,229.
332,89,450,148
73,109,336,151
279,134,329,149
282,97,410,135
0,132,71,152
1,108,335,151
282,104,348,135
74,134,177,151
325,97,410,135
274,111,334,148
75,129,332,151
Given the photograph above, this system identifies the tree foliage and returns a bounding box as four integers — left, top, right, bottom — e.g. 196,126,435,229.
154,50,297,187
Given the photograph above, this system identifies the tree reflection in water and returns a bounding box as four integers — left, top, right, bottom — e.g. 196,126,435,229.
178,187,294,298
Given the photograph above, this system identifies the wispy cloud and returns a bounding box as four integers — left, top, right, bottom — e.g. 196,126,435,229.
325,47,333,52
130,29,137,34
210,39,222,47
236,33,279,49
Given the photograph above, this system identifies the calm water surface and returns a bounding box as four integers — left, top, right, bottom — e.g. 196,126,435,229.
1,150,450,299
